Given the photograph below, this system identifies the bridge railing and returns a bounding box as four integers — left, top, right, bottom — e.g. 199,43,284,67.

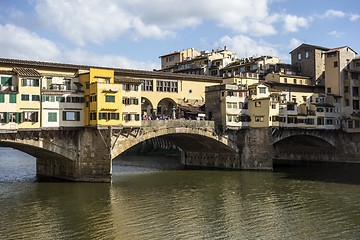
141,120,215,129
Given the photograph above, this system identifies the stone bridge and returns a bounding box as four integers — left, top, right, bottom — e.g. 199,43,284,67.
0,122,360,182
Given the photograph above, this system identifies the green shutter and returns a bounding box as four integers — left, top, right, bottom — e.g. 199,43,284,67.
116,113,119,120
16,112,22,124
9,94,16,103
76,112,80,121
34,79,39,87
5,112,9,123
0,94,4,103
1,76,11,86
99,112,102,120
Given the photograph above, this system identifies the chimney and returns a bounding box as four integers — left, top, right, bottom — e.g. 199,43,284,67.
224,46,227,50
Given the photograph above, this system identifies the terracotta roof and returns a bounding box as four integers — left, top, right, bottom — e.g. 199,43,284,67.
0,57,222,82
13,67,41,77
289,43,330,53
0,70,15,75
324,46,357,54
114,76,143,84
354,56,360,60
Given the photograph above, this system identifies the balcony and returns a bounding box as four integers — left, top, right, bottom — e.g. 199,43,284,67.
0,85,18,92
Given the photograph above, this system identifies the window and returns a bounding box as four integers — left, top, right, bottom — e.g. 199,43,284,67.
326,119,334,125
141,80,153,91
63,111,80,121
86,83,90,89
355,120,360,128
294,79,297,84
255,116,264,122
352,73,359,80
22,78,39,87
272,104,277,109
353,100,359,110
317,117,325,125
259,87,266,94
9,94,16,103
21,94,29,101
353,87,359,97
345,99,349,106
156,80,177,92
298,53,301,60
287,117,297,124
1,76,12,86
327,88,332,93
23,111,38,122
1,112,19,123
306,119,315,125
334,61,338,67
48,112,57,122
327,52,337,58
255,101,261,107
284,78,287,83
348,120,353,129
0,94,4,103
169,56,174,61
90,113,97,120
32,95,40,101
105,95,115,102
305,51,309,59
287,104,295,111
344,86,349,93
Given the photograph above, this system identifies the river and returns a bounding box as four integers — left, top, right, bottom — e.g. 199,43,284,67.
1,147,360,239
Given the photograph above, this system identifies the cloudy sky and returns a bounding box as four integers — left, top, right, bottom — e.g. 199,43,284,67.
0,0,359,70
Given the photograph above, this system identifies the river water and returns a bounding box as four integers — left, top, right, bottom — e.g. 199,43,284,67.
1,147,360,239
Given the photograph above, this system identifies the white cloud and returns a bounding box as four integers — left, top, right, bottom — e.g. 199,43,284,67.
35,0,133,47
35,0,313,46
328,30,344,38
63,49,159,70
219,35,279,58
288,38,302,49
0,24,61,61
350,14,360,21
283,15,309,32
0,23,158,70
323,9,346,18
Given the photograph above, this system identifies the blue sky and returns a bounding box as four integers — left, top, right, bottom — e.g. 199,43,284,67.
0,0,359,70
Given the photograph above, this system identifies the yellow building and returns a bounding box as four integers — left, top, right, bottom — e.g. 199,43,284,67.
248,83,341,129
0,58,222,130
265,73,312,85
14,67,41,129
116,77,142,127
79,68,122,127
0,70,18,129
160,48,200,71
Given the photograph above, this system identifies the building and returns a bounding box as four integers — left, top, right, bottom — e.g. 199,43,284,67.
0,57,222,130
205,84,250,131
248,82,341,129
160,48,200,71
265,73,312,86
159,47,236,77
220,56,280,80
290,43,330,85
324,46,359,132
0,70,18,129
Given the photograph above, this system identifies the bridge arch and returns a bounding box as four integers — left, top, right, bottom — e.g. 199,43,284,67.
111,121,237,158
141,97,154,118
156,98,177,118
273,133,337,163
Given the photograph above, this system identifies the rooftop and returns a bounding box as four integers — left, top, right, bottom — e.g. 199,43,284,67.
0,57,222,83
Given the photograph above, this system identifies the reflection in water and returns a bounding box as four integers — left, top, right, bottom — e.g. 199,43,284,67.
1,148,360,239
